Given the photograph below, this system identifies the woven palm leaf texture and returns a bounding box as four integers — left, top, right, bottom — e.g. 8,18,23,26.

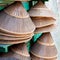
30,33,57,60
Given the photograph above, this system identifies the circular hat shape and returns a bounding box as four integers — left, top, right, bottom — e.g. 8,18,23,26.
29,1,56,20
32,17,56,28
31,53,57,60
0,38,31,44
0,2,35,35
31,42,57,59
35,24,56,34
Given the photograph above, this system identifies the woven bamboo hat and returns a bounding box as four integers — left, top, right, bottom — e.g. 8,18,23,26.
29,1,56,20
11,43,31,60
35,24,56,34
32,17,56,28
0,2,35,35
30,33,57,59
0,37,31,44
31,53,57,60
0,43,31,60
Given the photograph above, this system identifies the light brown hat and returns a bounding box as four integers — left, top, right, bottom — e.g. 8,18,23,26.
31,33,57,59
0,43,31,60
0,2,35,35
29,1,56,20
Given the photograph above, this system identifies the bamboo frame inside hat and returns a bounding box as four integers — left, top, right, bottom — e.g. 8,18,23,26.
34,24,56,34
29,1,56,20
31,17,56,28
0,2,35,35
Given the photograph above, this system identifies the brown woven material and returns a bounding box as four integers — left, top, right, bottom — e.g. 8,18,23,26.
0,2,35,35
31,42,57,59
0,44,31,60
37,33,54,46
0,35,32,40
0,30,34,38
29,1,56,20
11,43,30,57
35,24,56,34
31,17,56,28
31,53,57,60
30,33,57,59
0,38,31,44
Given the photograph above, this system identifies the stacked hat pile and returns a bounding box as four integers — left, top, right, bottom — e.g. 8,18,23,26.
29,1,58,60
0,1,35,44
0,0,35,60
29,1,56,33
0,43,31,60
30,33,57,60
0,0,58,60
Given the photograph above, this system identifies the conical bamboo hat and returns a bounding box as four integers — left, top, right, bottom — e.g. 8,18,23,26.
31,33,57,58
29,1,56,19
0,38,31,44
37,33,54,46
32,17,56,28
11,43,31,59
31,42,57,59
31,53,57,60
0,2,35,35
0,30,34,38
35,24,56,34
0,44,31,60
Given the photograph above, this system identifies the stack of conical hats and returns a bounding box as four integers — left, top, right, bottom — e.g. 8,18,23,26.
29,1,56,34
0,1,35,44
30,33,57,60
0,43,31,60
